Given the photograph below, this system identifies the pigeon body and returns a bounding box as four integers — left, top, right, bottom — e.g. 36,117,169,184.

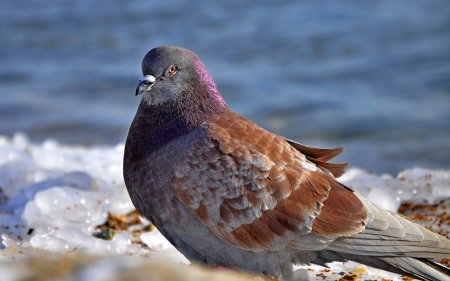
124,46,450,281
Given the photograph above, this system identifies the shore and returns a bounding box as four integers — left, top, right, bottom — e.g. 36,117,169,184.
1,133,449,281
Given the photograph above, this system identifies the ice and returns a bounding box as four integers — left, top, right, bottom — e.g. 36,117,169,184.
397,168,450,202
0,133,449,281
0,134,132,253
141,229,174,251
4,172,94,213
25,186,109,230
366,186,400,212
30,232,73,253
340,168,401,212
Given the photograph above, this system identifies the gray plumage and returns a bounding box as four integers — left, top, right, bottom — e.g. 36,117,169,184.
124,45,450,281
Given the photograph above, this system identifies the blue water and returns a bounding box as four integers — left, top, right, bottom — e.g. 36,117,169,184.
0,0,449,173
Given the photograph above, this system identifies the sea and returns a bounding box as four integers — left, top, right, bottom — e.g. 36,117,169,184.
1,0,449,174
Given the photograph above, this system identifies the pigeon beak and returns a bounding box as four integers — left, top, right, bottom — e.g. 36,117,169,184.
135,75,156,96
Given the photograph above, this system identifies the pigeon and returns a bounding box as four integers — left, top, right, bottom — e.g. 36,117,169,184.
124,45,450,281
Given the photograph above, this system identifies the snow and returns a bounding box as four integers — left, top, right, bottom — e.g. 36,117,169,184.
0,132,449,281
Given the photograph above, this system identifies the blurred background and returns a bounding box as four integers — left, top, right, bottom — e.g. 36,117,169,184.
0,0,449,174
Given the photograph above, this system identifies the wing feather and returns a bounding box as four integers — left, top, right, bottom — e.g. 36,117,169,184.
284,138,349,178
172,110,367,251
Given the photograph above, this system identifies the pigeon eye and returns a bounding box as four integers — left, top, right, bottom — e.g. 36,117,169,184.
168,65,178,75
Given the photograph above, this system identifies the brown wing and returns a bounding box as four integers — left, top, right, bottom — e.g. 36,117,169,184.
172,109,367,252
283,138,349,178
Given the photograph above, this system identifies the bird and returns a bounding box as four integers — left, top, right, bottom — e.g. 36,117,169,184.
123,45,450,281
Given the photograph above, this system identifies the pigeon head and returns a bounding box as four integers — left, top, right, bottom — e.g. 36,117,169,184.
129,46,228,151
136,45,226,111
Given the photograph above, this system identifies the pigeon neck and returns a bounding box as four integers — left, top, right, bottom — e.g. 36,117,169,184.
130,97,227,153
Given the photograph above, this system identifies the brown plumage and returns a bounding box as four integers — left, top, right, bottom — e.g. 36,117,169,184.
124,45,450,281
172,111,367,252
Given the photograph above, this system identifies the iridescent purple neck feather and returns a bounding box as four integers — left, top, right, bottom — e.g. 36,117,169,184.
194,59,226,108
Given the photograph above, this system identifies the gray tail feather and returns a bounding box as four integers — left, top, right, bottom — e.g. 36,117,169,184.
418,258,450,277
378,257,450,281
316,251,450,281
